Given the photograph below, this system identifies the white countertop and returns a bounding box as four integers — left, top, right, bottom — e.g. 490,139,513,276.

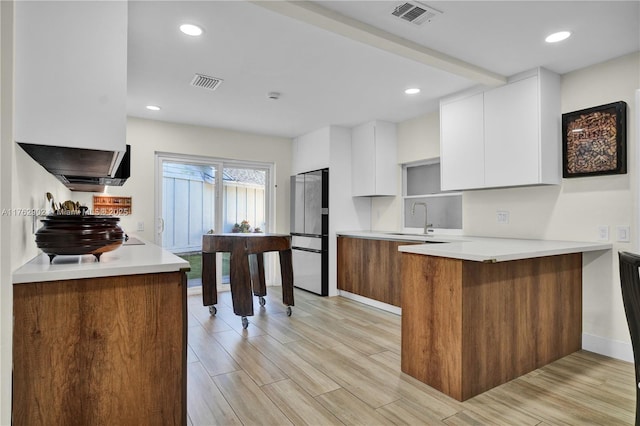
337,230,455,243
13,236,190,284
337,231,612,262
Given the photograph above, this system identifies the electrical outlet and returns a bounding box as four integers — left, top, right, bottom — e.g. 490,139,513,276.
137,221,144,232
617,226,630,242
597,226,609,241
496,211,509,224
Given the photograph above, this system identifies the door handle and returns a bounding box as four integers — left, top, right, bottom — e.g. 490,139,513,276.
158,217,165,234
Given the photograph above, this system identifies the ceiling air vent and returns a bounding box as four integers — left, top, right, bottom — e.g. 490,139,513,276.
391,1,442,25
190,74,223,91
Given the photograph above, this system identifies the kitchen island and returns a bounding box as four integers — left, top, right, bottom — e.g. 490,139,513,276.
337,232,611,400
12,238,189,425
396,235,610,401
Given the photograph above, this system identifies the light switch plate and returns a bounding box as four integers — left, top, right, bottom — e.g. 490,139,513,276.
496,211,509,224
597,226,609,241
617,226,630,242
137,221,144,232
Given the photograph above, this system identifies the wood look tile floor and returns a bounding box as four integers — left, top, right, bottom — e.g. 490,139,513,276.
186,287,636,425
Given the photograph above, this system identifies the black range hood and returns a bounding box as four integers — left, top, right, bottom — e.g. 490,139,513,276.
18,143,130,192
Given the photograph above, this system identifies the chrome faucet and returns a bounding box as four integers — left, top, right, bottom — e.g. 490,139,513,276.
411,202,433,234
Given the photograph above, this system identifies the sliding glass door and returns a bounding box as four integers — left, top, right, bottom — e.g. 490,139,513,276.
156,153,273,287
161,161,218,252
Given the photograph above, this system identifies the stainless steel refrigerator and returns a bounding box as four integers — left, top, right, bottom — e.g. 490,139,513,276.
290,168,328,296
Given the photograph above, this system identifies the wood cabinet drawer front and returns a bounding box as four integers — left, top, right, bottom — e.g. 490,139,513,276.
338,236,419,307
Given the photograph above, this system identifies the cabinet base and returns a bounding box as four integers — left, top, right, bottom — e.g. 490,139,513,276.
401,253,582,401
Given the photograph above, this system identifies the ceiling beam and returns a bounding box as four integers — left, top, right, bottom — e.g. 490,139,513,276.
251,0,506,87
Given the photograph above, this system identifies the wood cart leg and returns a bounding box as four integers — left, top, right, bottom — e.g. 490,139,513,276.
279,249,294,308
202,252,217,309
229,248,254,318
249,253,267,297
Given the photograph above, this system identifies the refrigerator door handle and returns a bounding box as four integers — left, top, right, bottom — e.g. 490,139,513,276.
292,246,323,254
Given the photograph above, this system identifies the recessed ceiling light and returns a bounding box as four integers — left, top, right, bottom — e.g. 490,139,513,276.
146,105,161,111
545,31,571,43
180,24,203,36
405,88,421,95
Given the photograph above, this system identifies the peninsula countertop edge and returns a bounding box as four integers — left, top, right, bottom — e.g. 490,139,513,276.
13,236,190,284
336,231,612,262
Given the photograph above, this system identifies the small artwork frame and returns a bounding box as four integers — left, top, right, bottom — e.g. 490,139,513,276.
562,101,627,178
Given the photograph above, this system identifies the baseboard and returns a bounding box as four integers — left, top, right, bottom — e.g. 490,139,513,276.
186,283,231,296
187,286,202,296
582,333,634,362
338,290,401,315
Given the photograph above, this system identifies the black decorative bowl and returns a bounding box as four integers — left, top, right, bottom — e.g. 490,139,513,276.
35,213,125,263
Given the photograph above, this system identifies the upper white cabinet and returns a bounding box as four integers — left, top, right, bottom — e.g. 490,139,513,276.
483,76,539,187
292,127,331,175
440,68,560,191
440,92,485,190
14,1,127,154
351,121,397,196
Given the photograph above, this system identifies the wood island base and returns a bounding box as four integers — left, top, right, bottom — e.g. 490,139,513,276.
400,253,582,401
12,271,187,425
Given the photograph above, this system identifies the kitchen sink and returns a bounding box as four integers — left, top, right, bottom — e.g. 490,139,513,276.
382,232,446,242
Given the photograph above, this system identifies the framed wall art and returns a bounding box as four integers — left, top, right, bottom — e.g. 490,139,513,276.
562,101,627,178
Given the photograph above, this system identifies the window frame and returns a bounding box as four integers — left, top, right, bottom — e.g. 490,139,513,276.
402,157,463,232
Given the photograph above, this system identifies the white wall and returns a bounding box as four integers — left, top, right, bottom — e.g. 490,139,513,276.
12,148,70,263
371,111,442,231
74,117,292,242
328,126,371,296
373,52,640,361
397,112,441,164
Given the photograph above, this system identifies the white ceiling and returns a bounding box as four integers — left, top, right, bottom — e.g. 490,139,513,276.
127,1,640,138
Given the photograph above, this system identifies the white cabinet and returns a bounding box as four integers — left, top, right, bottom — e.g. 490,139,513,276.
440,68,560,191
292,127,331,175
351,121,397,196
14,1,127,155
484,76,539,187
440,93,485,190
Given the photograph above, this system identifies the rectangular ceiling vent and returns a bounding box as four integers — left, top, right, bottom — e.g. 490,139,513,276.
391,2,442,25
191,74,223,91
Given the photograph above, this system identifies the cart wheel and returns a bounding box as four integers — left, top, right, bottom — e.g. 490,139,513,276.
286,306,292,317
208,305,217,316
241,316,249,329
259,296,266,307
